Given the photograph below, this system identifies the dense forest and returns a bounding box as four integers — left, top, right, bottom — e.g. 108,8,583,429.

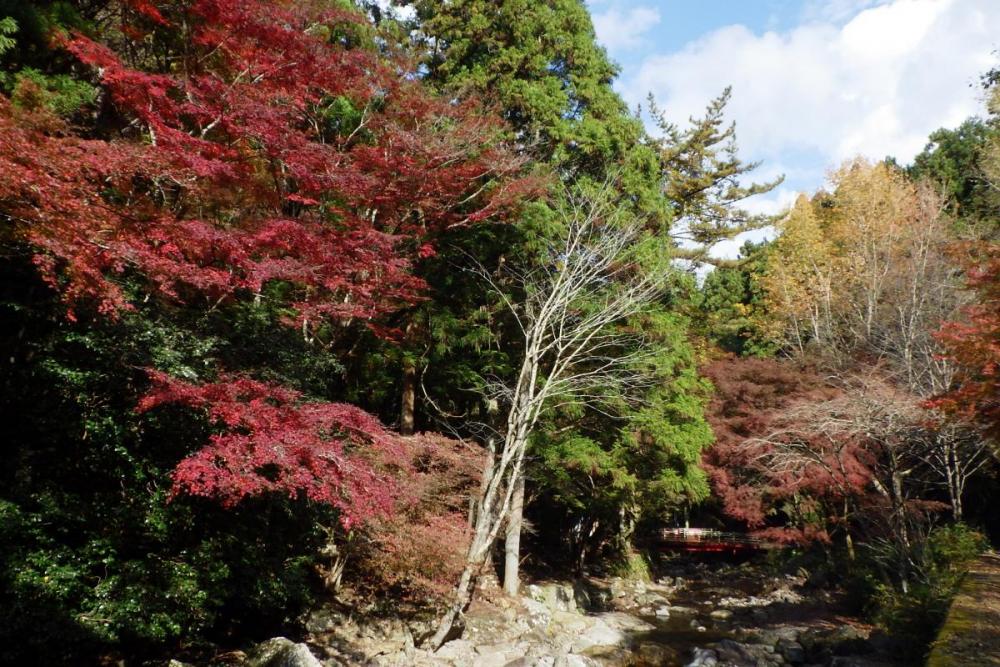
0,1,998,665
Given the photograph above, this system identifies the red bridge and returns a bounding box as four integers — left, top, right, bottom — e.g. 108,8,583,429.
658,528,779,555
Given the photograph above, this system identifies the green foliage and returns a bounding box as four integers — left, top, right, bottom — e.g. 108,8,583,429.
0,16,16,56
413,0,665,219
696,241,776,356
528,298,715,569
652,88,783,261
0,260,338,663
611,549,652,582
10,66,98,116
909,118,1000,225
845,524,988,661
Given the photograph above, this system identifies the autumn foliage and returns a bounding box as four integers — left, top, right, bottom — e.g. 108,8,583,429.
930,243,1000,439
0,0,532,528
2,0,530,327
701,356,873,543
137,371,412,527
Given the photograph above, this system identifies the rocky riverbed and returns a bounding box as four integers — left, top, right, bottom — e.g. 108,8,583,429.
217,558,905,667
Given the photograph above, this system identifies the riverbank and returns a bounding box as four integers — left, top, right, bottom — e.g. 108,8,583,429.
226,558,906,667
927,552,1000,666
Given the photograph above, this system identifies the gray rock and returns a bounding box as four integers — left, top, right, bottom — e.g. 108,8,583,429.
636,592,668,607
669,605,697,615
569,618,625,653
522,598,553,629
572,581,592,611
554,655,597,667
655,605,671,618
473,644,524,667
528,583,577,613
436,638,475,661
597,611,654,633
248,637,323,667
501,658,533,667
777,639,806,664
709,609,733,621
636,641,680,664
304,607,344,634
550,610,591,634
770,585,803,604
716,639,781,666
547,584,578,612
686,647,719,666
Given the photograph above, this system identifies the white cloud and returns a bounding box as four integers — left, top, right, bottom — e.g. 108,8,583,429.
591,5,661,52
622,0,999,170
706,187,799,261
800,0,890,24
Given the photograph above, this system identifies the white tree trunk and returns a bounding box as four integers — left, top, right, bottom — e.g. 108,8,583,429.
503,474,525,596
427,183,667,650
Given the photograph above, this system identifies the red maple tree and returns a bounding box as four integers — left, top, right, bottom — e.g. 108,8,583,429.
0,0,531,521
701,356,873,544
3,0,530,328
928,242,1000,439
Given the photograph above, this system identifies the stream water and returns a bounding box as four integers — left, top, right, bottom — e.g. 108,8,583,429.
622,556,901,666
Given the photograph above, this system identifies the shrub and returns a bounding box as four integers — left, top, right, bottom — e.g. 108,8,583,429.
848,523,988,661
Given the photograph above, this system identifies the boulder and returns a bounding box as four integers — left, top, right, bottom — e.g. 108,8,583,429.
435,638,476,662
709,609,733,621
635,641,680,664
554,655,598,667
609,578,629,599
304,607,345,634
569,619,625,653
686,648,719,666
526,659,556,667
528,583,577,613
550,610,592,634
544,583,577,612
636,592,668,607
521,598,553,629
598,611,655,633
770,585,803,604
715,639,780,666
668,605,697,615
248,638,323,667
471,641,528,667
572,581,593,611
777,638,806,664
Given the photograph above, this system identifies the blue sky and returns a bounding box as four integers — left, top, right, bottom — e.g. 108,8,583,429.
587,0,1000,257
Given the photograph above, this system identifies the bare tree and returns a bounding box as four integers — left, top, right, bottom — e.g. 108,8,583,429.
913,417,992,522
428,184,668,649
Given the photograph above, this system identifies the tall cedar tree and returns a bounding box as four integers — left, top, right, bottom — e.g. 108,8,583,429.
406,0,717,590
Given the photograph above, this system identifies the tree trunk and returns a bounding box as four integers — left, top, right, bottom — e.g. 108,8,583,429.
427,558,479,649
503,474,525,596
400,360,416,436
428,435,527,650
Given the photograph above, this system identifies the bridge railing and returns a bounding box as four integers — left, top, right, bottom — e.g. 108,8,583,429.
657,528,779,552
